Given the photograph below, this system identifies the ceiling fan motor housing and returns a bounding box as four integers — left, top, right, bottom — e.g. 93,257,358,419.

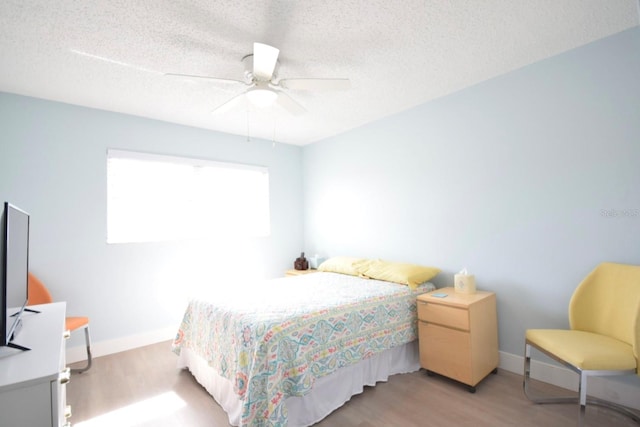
242,53,279,84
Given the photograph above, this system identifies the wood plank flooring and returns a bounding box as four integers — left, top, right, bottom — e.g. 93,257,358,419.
66,341,638,426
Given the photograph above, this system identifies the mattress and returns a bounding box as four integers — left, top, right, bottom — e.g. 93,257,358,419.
172,272,434,426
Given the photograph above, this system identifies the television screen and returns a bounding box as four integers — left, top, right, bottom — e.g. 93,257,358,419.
1,202,30,349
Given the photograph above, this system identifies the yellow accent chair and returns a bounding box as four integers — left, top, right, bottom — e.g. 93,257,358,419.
523,262,640,422
27,272,92,373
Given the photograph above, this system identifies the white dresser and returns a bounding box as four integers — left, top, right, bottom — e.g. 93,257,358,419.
0,302,70,426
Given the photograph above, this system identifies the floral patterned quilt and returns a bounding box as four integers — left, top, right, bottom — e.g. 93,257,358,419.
172,272,434,426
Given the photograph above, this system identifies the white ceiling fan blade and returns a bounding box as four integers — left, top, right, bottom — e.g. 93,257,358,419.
165,73,247,85
253,42,279,81
275,92,306,116
212,92,247,114
279,78,351,91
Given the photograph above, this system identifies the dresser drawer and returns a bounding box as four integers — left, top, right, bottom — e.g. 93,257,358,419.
418,300,469,331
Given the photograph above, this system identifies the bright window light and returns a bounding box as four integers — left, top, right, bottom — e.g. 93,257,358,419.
74,391,187,427
107,149,270,243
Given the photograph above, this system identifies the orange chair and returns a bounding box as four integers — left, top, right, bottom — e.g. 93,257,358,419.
27,272,92,373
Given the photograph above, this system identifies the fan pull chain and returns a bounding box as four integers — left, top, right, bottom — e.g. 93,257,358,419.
246,108,251,142
272,115,277,148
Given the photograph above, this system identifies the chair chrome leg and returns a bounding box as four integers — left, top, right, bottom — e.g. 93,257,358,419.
585,398,640,424
71,326,92,374
579,371,587,407
523,342,578,404
523,342,640,424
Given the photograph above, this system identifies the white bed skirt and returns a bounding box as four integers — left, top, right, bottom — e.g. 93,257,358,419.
177,340,420,426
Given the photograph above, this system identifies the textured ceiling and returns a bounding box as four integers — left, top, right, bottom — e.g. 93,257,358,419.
0,1,638,145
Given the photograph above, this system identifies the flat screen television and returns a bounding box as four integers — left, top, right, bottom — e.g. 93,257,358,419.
0,202,31,351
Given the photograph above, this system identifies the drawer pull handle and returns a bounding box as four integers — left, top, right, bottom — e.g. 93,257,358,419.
63,330,71,339
59,367,71,384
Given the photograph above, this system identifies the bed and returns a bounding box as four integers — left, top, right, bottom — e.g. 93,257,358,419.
172,268,436,427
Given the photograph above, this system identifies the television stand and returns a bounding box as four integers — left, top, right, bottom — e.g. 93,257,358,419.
10,307,40,316
2,342,30,352
2,317,30,352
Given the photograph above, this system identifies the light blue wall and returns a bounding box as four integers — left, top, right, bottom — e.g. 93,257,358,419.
303,27,640,357
0,93,304,344
2,26,638,364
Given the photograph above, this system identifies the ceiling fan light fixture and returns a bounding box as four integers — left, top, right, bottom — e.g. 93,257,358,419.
246,87,278,108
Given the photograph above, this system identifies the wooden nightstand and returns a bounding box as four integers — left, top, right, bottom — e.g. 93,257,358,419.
417,287,498,392
285,269,318,277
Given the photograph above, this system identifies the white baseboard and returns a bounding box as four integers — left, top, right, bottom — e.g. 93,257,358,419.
66,332,640,411
499,350,640,410
66,327,175,364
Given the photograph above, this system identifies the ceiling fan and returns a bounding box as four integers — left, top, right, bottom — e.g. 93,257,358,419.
166,42,350,116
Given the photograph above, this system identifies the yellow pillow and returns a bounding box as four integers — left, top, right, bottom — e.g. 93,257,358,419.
357,260,440,289
318,257,372,276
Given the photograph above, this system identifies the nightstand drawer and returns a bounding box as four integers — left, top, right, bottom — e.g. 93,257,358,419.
418,300,469,331
419,322,472,384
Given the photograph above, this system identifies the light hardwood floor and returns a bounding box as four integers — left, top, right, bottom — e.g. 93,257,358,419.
67,341,638,426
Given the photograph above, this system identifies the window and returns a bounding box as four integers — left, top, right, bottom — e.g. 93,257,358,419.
107,149,270,243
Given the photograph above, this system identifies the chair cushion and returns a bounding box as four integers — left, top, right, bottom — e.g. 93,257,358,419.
65,316,89,331
526,329,637,371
